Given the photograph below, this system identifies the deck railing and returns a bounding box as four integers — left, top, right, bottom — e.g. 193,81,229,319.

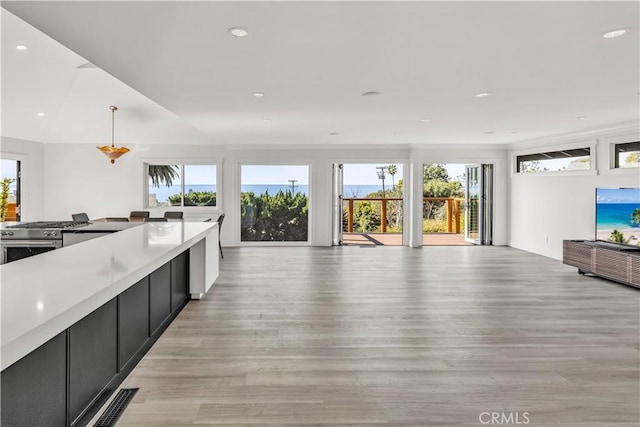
1,202,17,222
343,197,462,233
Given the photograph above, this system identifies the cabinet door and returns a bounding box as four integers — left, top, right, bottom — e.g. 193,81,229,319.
69,298,118,424
595,248,629,283
1,332,67,427
563,241,594,272
171,250,189,311
119,276,150,370
150,261,171,335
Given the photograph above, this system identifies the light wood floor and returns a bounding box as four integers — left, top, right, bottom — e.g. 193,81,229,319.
94,246,639,426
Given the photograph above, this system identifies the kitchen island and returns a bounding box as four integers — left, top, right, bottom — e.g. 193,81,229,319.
1,221,219,426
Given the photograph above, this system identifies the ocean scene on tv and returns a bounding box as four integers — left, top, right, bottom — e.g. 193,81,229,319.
596,188,640,246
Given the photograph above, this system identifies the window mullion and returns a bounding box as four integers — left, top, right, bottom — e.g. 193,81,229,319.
181,165,185,207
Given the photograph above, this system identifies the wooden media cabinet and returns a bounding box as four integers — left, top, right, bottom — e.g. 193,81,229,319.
563,240,640,289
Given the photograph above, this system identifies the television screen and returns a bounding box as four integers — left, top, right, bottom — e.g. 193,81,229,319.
596,188,640,246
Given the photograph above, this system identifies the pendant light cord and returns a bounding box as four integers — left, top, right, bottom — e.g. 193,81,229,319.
110,105,118,148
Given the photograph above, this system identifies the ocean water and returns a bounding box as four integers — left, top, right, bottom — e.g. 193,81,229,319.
149,184,387,202
596,203,640,229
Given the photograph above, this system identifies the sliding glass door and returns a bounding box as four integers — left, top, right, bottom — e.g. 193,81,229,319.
464,164,493,245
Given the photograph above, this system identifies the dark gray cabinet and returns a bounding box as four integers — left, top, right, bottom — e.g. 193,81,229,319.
69,298,118,424
171,250,189,311
119,276,150,369
1,332,67,427
1,250,191,426
150,261,171,335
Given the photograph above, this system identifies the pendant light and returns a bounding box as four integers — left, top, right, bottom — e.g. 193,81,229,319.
97,105,129,164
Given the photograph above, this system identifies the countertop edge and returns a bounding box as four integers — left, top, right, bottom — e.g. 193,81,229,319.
1,222,218,371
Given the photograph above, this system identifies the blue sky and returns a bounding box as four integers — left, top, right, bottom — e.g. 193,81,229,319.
1,160,18,190
239,164,465,185
242,165,310,185
1,159,17,179
179,163,466,185
596,188,640,203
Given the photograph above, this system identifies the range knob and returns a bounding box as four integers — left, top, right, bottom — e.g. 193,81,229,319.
1,231,14,236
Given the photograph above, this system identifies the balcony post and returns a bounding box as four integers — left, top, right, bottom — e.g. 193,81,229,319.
454,199,461,234
381,199,387,232
348,199,354,232
446,198,453,232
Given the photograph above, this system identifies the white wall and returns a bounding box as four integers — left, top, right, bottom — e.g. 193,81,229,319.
40,141,513,248
0,137,45,221
509,129,640,260
40,143,417,246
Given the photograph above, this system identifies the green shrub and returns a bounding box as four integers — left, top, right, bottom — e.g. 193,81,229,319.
241,190,308,241
354,200,380,232
168,190,216,206
423,219,447,233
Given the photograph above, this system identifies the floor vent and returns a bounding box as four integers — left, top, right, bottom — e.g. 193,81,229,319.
94,388,139,427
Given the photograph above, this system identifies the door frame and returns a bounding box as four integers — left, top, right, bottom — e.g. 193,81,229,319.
464,163,493,245
332,163,343,246
332,162,408,246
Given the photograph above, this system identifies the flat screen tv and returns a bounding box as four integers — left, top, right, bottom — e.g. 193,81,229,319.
596,187,640,247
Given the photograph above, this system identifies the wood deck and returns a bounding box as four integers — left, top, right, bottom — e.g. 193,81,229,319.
343,232,471,246
92,246,640,426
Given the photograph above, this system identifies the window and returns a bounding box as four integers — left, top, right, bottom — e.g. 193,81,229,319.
516,147,591,173
240,165,309,242
613,141,640,168
0,159,20,221
147,164,217,207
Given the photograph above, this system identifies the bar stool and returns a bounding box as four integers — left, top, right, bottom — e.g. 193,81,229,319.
72,213,90,222
129,211,150,219
217,213,225,259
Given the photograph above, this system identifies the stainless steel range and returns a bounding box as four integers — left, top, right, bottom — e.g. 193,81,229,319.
1,221,89,264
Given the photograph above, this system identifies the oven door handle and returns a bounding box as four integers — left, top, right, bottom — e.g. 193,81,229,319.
2,240,60,246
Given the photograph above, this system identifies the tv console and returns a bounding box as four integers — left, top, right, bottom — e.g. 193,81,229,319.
563,240,640,289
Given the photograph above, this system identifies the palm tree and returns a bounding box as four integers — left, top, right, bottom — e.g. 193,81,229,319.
631,208,640,226
609,229,630,244
148,165,179,188
388,164,398,191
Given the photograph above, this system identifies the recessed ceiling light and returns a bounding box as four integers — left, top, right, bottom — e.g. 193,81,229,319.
420,118,431,122
228,27,248,37
263,118,272,122
475,92,490,98
15,44,28,51
329,132,339,136
483,131,495,134
511,131,519,134
576,116,586,120
361,91,381,97
602,28,627,39
36,112,45,117
252,92,264,98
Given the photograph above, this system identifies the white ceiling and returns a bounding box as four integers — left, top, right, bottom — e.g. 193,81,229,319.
2,1,639,147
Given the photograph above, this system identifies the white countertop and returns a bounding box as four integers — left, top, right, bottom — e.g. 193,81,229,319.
62,221,143,232
1,221,218,370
